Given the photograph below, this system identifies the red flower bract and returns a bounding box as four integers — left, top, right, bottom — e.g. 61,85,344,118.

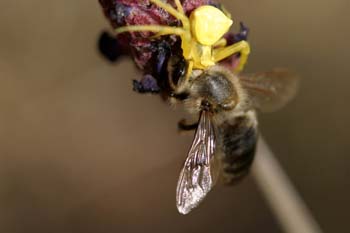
99,0,216,70
98,0,248,94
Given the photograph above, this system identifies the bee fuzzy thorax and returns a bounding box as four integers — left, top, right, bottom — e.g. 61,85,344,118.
182,65,248,115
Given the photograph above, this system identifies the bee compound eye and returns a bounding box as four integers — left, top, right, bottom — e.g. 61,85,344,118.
168,57,186,88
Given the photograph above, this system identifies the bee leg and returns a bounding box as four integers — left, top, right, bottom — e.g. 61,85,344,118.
132,74,160,94
98,31,126,62
213,40,251,72
170,91,189,101
178,119,198,131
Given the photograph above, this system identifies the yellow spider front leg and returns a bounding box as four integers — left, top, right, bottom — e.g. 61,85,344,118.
115,25,185,37
150,0,189,28
213,38,227,48
213,40,251,72
174,60,194,93
174,0,185,15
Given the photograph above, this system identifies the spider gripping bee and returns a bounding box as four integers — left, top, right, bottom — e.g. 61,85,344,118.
99,0,298,214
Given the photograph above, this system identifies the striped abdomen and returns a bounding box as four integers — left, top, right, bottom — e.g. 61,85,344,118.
217,110,258,184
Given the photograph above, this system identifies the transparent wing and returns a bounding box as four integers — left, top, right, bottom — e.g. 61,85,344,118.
238,68,299,112
176,111,216,215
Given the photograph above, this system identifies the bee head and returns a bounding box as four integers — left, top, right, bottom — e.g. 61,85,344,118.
185,66,239,114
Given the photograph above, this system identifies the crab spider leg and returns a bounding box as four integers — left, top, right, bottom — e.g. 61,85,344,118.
150,0,188,24
115,25,185,37
220,5,232,19
176,60,193,92
150,0,191,44
151,27,185,38
174,0,185,14
213,40,251,72
185,60,193,80
213,38,227,48
117,0,191,49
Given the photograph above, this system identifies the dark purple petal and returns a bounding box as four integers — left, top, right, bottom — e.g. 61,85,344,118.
133,74,160,93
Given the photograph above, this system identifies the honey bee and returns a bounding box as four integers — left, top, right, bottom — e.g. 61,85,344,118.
99,0,298,214
171,65,298,214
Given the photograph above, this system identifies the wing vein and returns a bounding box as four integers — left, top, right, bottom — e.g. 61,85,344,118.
176,111,216,214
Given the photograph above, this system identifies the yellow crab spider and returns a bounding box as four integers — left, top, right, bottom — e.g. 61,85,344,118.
115,0,250,88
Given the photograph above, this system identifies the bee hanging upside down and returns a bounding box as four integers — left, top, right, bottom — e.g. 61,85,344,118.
98,0,298,214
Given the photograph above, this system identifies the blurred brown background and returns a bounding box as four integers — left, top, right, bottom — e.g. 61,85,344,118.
0,0,349,232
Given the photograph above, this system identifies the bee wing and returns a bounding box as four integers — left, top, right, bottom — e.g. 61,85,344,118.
176,111,216,215
238,68,299,112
